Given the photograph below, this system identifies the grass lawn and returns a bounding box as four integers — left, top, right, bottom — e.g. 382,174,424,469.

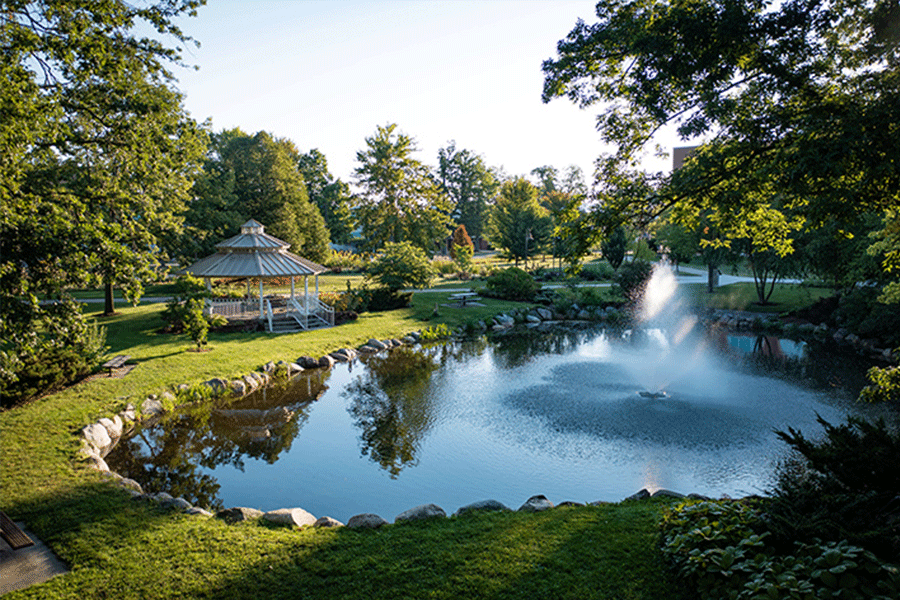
682,282,834,313
1,294,688,599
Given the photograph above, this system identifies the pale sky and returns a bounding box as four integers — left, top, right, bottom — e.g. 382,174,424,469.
171,0,678,188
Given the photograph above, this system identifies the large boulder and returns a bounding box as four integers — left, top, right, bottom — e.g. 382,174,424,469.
141,397,165,418
297,356,320,369
518,495,554,512
395,504,446,524
367,338,389,350
651,489,685,500
82,423,112,454
346,513,388,529
263,508,317,528
98,416,123,440
318,355,336,369
453,499,510,517
624,489,651,501
216,507,264,524
536,308,553,321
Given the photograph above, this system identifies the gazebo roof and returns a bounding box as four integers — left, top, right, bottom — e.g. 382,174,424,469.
185,220,329,278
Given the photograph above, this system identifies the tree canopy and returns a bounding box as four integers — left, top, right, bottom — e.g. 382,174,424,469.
297,148,356,246
354,124,453,254
542,0,900,265
437,141,499,244
487,178,553,266
1,0,206,394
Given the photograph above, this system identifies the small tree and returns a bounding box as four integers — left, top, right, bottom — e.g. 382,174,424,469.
449,224,475,274
602,226,628,270
183,298,209,351
366,242,436,292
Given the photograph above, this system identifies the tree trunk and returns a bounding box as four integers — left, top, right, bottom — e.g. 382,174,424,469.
104,282,115,315
707,262,719,293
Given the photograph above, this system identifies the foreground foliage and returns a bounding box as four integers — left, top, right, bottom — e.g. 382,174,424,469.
661,501,900,600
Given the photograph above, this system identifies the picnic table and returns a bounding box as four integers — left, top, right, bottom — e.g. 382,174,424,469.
0,511,33,550
448,292,479,307
102,354,130,377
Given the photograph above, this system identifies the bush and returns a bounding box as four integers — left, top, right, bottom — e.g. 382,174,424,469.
661,500,900,600
580,262,616,281
835,286,900,347
859,365,900,404
767,416,900,558
482,267,541,301
420,323,452,341
325,250,371,273
366,242,436,292
616,260,653,301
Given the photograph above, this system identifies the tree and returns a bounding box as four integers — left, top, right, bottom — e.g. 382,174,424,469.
366,241,436,292
601,226,627,270
1,0,205,395
185,129,331,263
487,178,552,267
297,149,355,245
437,141,499,246
542,0,900,290
530,165,559,195
354,124,453,254
449,224,475,274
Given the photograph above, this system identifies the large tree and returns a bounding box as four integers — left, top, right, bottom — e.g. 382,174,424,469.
542,0,900,277
487,178,553,266
436,141,499,246
354,124,453,254
183,130,331,264
1,0,206,394
297,148,355,246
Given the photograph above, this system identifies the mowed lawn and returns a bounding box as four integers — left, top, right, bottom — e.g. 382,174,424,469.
1,293,689,599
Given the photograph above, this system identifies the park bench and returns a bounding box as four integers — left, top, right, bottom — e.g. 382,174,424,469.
102,354,130,377
448,292,478,307
0,510,34,550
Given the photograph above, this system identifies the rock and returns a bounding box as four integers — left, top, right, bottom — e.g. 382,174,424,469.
395,504,446,524
216,507,264,524
297,356,320,369
401,336,417,345
314,516,344,528
242,374,259,392
85,454,109,471
98,416,123,440
113,477,144,494
518,495,554,512
186,507,213,517
264,361,277,373
263,508,317,528
536,308,553,320
163,497,193,511
141,397,164,417
589,500,611,506
346,513,388,529
287,363,303,375
358,345,378,354
152,492,174,502
651,489,685,499
453,499,511,517
177,383,190,392
119,404,137,424
687,493,713,501
82,423,112,453
367,339,389,350
231,380,248,396
390,339,403,347
318,355,336,369
556,501,585,508
624,489,651,501
77,439,100,461
526,314,541,324
203,378,228,395
577,310,592,320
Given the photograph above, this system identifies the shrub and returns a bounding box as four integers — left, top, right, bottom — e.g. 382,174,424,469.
366,242,436,292
432,256,458,275
616,260,653,301
325,249,370,273
835,286,900,347
767,416,900,558
420,323,452,341
580,262,616,281
482,267,540,301
183,298,209,351
661,500,900,600
859,365,900,404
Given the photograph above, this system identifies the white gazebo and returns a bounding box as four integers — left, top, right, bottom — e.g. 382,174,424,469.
185,220,333,332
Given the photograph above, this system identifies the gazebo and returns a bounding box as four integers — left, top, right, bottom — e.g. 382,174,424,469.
185,219,333,332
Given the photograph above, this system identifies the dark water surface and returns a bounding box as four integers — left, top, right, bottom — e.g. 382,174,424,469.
107,326,885,522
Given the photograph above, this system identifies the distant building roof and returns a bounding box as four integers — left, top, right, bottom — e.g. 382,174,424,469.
673,146,701,170
185,220,328,278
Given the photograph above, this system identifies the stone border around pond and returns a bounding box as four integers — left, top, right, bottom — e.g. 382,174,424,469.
76,304,887,534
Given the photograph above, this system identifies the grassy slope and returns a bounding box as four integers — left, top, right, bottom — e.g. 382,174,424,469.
1,291,687,599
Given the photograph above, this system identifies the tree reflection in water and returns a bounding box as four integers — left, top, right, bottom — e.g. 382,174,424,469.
106,370,330,509
345,346,441,477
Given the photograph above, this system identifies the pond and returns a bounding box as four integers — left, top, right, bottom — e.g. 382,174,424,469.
106,324,886,523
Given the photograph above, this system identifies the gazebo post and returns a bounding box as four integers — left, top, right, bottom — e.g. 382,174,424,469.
259,278,264,317
304,276,309,314
290,277,295,302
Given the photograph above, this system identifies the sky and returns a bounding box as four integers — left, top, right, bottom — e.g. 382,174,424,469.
170,0,679,188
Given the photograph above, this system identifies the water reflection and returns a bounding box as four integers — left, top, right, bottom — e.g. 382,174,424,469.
345,346,440,477
106,370,330,508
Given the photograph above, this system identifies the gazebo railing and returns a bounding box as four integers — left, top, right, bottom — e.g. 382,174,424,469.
287,296,334,329
205,298,259,318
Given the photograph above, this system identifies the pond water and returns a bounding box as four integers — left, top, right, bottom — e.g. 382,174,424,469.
106,325,884,523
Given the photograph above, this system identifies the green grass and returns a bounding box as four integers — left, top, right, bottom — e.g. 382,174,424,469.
1,294,690,599
682,282,833,313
